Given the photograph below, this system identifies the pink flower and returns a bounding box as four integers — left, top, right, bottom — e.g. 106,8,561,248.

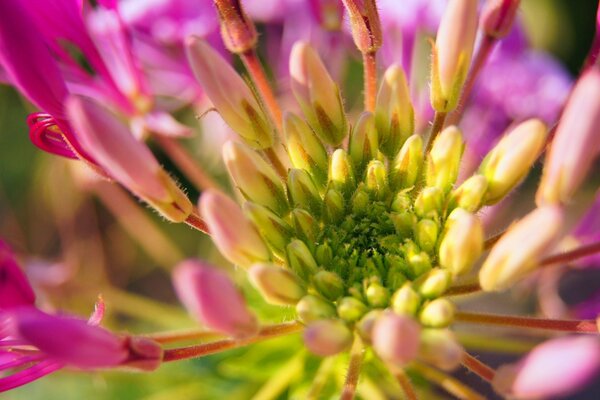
0,241,35,310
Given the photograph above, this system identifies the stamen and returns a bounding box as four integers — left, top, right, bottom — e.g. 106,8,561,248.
184,212,210,235
540,240,600,267
455,311,598,333
412,362,486,400
306,357,336,399
461,351,495,382
394,369,418,400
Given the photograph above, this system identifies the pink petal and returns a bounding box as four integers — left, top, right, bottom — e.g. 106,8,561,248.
0,241,35,309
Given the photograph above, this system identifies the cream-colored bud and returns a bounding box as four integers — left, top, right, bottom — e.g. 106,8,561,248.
426,125,464,193
248,263,305,305
391,135,424,190
287,169,322,216
296,294,337,323
418,329,464,371
365,160,389,200
349,112,379,174
448,174,488,212
329,149,355,197
439,208,484,276
286,239,318,280
419,298,455,328
244,202,292,258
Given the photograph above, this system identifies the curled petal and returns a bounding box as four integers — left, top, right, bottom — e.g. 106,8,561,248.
0,241,35,309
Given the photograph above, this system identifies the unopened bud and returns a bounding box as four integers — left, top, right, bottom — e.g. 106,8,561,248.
292,208,317,242
481,0,521,39
356,310,383,343
213,0,257,53
323,189,345,223
426,126,464,193
284,112,329,187
419,298,455,328
200,190,270,268
248,263,305,305
309,0,344,31
124,336,163,371
391,192,411,212
439,208,484,276
376,65,415,157
416,268,451,298
304,319,353,356
341,0,382,53
337,297,368,322
415,219,439,254
287,239,318,280
479,205,564,291
365,160,389,200
186,38,273,148
352,186,371,215
480,118,547,204
392,284,421,315
290,41,348,145
296,294,337,323
366,282,390,308
287,169,322,216
414,186,444,219
418,329,464,371
223,140,288,215
244,202,292,258
431,0,478,112
448,174,488,212
329,149,356,197
313,270,345,301
315,243,334,266
391,135,424,190
373,312,421,367
391,211,416,237
349,112,379,174
407,251,432,279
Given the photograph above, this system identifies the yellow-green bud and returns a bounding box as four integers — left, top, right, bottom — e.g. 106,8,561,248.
287,239,318,280
284,112,329,187
415,219,439,253
391,135,423,190
414,186,444,219
248,263,305,305
287,169,322,216
439,208,484,276
391,212,417,237
296,294,337,323
366,282,390,308
419,298,455,328
313,270,345,301
418,329,464,371
323,188,345,223
351,186,371,215
223,141,288,214
315,243,334,266
291,208,317,243
356,310,383,343
337,296,368,322
329,149,355,197
392,284,421,315
426,126,464,193
244,202,292,258
391,192,412,212
407,251,432,278
479,118,547,204
290,41,348,145
448,174,488,212
365,160,389,200
415,268,451,298
376,65,415,158
349,112,379,174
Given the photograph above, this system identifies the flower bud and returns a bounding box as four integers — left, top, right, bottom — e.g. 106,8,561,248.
419,298,455,328
173,260,258,338
213,0,257,53
479,205,564,291
493,336,600,399
372,312,421,367
365,161,389,200
248,263,305,306
426,126,464,193
304,319,353,356
376,65,415,158
341,0,382,53
286,240,318,280
223,141,288,215
391,211,416,237
337,297,368,322
284,112,329,187
296,294,337,323
287,169,322,216
418,329,464,371
537,69,600,205
316,243,334,267
309,0,344,31
366,282,390,308
392,284,421,315
415,219,439,254
313,270,345,301
431,0,478,112
67,96,192,222
351,186,371,215
290,41,348,145
329,149,356,197
0,241,35,309
480,119,547,205
356,310,383,343
199,190,270,268
391,135,424,190
416,268,451,299
244,202,292,258
407,252,433,279
414,187,444,219
123,336,163,372
292,208,318,243
349,112,379,174
323,189,346,224
186,37,274,148
481,0,521,39
448,174,488,212
439,208,484,276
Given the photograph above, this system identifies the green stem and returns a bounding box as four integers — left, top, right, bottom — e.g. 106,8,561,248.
412,362,485,400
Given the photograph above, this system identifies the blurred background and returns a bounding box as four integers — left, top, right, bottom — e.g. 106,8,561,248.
0,0,599,399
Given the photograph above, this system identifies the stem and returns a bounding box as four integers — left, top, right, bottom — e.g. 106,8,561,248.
340,335,365,400
457,332,536,354
394,370,417,400
240,50,283,133
145,329,223,345
412,362,485,400
540,241,600,267
461,352,495,382
425,111,447,153
362,51,377,112
253,352,305,400
162,321,303,362
263,147,287,178
184,212,210,234
446,36,496,126
455,311,598,333
307,357,336,400
446,282,482,296
154,136,221,191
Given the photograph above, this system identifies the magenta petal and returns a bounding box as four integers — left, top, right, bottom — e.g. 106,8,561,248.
11,308,128,369
172,260,258,339
0,360,63,393
0,241,35,309
26,113,79,159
